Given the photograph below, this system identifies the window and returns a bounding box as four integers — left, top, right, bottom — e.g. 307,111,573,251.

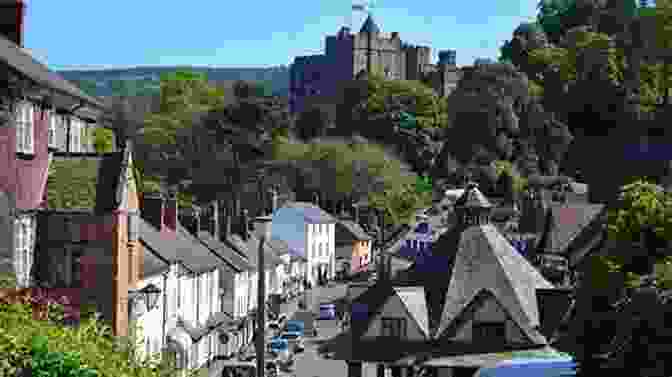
71,249,83,288
13,216,33,287
406,240,412,249
473,322,506,344
380,317,406,338
48,111,57,148
312,242,316,258
15,101,34,154
71,118,82,153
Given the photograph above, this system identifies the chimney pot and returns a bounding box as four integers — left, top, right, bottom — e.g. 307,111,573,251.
0,0,25,47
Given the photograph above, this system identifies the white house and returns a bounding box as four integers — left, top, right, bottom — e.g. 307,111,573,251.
136,195,235,374
271,202,337,287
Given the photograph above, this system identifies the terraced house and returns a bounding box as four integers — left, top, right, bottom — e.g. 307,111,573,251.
0,0,108,289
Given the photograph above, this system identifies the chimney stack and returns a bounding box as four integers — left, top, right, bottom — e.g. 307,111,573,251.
241,209,250,241
0,0,25,47
142,192,165,231
312,192,319,207
164,189,178,232
269,187,278,214
210,200,219,239
220,200,232,241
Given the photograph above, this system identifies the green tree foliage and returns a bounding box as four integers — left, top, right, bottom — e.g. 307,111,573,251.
92,128,115,153
607,179,672,243
492,160,528,194
295,105,331,141
272,137,431,224
0,295,185,377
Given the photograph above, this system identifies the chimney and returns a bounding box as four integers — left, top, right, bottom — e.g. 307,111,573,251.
353,204,360,225
269,187,278,214
142,192,165,231
0,0,25,47
220,200,232,241
312,192,319,207
164,189,178,232
241,209,250,241
210,200,219,240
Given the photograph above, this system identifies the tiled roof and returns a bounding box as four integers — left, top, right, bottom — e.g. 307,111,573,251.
46,152,124,212
436,224,553,343
139,219,225,274
454,183,492,208
394,286,430,338
336,219,371,241
281,202,338,223
197,231,253,272
0,35,104,109
537,203,606,255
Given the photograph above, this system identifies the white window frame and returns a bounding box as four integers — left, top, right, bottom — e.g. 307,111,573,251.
48,110,57,148
14,216,34,288
15,101,34,154
70,117,81,153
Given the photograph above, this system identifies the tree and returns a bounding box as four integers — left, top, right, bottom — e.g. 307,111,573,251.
295,105,331,141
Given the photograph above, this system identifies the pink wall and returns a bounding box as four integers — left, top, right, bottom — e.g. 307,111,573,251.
0,107,50,210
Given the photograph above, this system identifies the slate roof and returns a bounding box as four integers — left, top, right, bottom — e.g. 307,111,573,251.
197,231,253,272
281,202,338,224
237,234,284,268
393,286,430,338
45,152,124,213
139,219,225,274
454,183,492,208
436,224,553,344
0,35,104,109
536,203,606,256
266,237,291,256
336,219,371,242
360,15,381,34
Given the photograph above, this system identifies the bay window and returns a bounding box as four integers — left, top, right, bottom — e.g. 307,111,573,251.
15,101,34,154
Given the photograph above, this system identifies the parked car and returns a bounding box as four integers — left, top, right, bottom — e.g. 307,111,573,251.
319,303,337,320
278,331,304,352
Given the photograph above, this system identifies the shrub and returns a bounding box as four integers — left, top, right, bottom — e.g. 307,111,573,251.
0,293,187,377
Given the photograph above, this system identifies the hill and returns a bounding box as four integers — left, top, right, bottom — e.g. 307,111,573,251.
58,66,290,98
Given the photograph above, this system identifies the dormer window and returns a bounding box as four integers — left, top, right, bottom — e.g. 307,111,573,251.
15,101,34,155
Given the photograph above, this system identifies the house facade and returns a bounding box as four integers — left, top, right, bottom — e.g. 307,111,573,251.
0,0,106,289
272,202,337,287
36,145,139,337
137,192,237,372
335,218,372,276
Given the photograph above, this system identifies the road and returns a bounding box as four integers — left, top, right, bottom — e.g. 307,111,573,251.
281,283,380,377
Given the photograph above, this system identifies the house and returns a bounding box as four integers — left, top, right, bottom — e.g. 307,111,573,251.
136,191,235,372
271,201,337,287
182,201,256,359
35,145,138,337
0,0,107,288
322,182,572,377
335,215,372,277
265,237,293,296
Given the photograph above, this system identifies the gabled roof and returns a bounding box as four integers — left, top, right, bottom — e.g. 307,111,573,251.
280,202,338,224
454,183,492,208
360,15,381,34
336,219,371,242
436,224,554,343
45,152,125,213
140,219,225,274
536,203,606,255
0,35,104,109
197,231,253,272
394,286,430,338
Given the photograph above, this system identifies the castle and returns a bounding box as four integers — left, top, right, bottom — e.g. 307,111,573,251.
289,14,462,114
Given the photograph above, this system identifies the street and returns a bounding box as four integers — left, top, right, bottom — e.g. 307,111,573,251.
281,282,380,377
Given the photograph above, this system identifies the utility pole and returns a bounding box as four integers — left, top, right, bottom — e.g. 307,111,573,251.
254,213,272,377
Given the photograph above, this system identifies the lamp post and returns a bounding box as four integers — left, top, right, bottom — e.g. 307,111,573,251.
253,214,272,377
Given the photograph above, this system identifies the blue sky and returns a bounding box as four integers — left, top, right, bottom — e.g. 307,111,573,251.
25,1,540,70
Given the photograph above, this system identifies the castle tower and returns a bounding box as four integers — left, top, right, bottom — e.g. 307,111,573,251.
360,14,380,75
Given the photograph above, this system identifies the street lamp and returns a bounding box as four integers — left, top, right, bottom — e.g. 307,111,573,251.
128,283,162,314
253,214,272,377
